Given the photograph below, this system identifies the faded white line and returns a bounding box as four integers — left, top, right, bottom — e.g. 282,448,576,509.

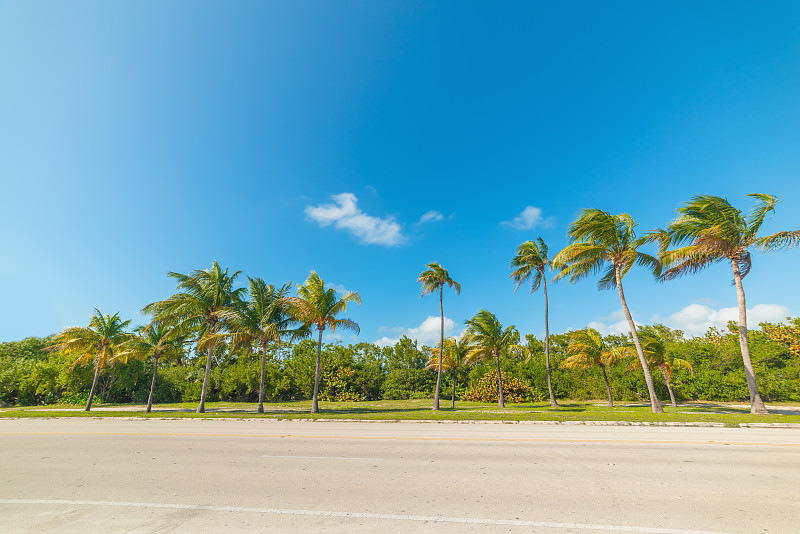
0,499,737,534
262,454,383,460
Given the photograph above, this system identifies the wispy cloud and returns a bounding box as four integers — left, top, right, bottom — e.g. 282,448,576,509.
501,206,555,230
588,309,642,335
416,210,444,225
653,303,791,337
374,316,462,348
305,193,407,246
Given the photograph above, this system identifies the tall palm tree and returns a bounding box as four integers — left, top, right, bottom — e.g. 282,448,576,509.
220,278,307,413
115,320,187,413
623,334,693,408
463,309,527,408
560,328,627,407
143,261,244,413
418,262,461,410
510,238,558,407
552,210,664,413
425,336,469,409
286,271,360,413
657,194,800,414
48,309,130,411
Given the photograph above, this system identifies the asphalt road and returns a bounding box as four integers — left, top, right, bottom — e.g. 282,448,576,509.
1,418,799,533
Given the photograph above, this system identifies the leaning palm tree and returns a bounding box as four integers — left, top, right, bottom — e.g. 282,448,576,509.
510,238,558,407
48,309,130,411
463,309,527,408
220,278,307,413
418,262,461,411
143,261,244,413
552,210,664,413
425,336,469,409
115,320,187,413
560,328,627,407
624,334,693,408
286,271,360,413
658,194,800,414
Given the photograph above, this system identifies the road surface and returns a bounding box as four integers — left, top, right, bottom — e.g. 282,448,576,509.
1,418,798,533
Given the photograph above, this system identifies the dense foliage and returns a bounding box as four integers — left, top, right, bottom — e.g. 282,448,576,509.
3,319,799,407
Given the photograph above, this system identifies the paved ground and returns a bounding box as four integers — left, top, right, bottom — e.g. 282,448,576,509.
1,419,799,533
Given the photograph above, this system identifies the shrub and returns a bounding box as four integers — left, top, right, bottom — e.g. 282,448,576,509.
462,369,530,403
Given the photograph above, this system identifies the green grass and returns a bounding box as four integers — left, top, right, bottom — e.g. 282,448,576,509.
2,399,799,426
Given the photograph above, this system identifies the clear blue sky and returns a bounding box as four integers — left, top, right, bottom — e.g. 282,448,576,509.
2,1,799,345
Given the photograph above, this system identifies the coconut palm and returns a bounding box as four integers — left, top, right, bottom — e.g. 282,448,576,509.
115,320,187,413
220,278,307,413
143,261,244,413
658,194,800,414
552,210,664,413
425,336,469,409
560,328,628,407
286,271,360,413
463,309,527,408
623,334,693,408
510,238,558,407
48,309,130,411
418,262,461,410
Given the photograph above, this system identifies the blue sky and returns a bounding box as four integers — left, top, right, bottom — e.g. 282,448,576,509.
2,1,799,345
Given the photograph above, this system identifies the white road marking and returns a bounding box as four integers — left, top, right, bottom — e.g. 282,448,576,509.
0,499,737,534
262,454,383,460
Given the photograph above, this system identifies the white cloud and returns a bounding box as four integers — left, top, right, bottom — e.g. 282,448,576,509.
417,210,444,225
587,309,641,336
502,206,555,230
374,316,462,348
305,193,407,246
654,303,791,337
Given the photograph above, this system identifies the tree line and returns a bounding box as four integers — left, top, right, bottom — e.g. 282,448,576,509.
3,193,798,414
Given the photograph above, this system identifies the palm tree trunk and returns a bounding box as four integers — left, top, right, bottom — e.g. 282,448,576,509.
197,342,214,414
147,354,159,414
433,287,443,410
451,367,456,409
495,349,505,408
312,328,323,413
85,358,101,411
542,277,558,407
731,259,769,414
601,364,613,407
258,341,267,414
616,266,663,413
662,367,676,408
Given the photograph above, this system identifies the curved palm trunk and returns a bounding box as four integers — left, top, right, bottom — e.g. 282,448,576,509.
258,341,267,414
542,277,558,407
433,287,443,410
731,260,769,414
600,363,613,407
311,328,323,413
197,342,214,413
662,367,677,408
616,267,663,413
85,357,102,411
451,367,457,409
495,349,505,408
147,354,159,414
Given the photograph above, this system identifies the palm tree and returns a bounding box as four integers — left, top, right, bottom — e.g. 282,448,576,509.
463,309,527,408
220,278,307,413
560,328,627,407
552,210,664,413
115,320,187,413
418,262,461,410
510,238,558,407
624,334,693,408
658,194,800,414
143,261,244,413
425,336,469,409
48,309,130,411
286,271,360,413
